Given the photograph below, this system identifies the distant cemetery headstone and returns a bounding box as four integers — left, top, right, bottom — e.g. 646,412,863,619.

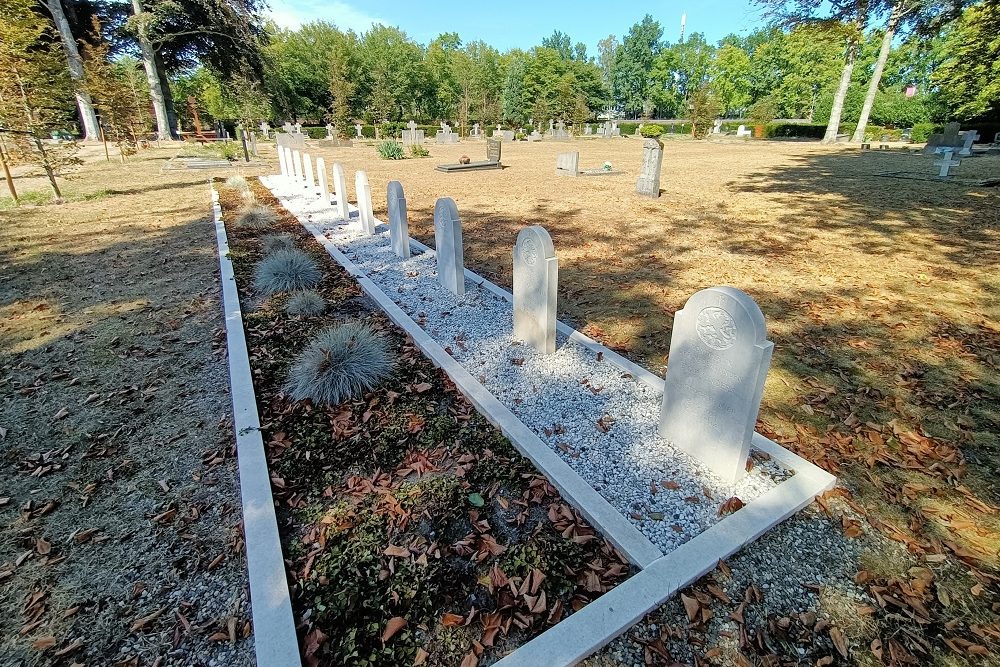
355,123,363,139
332,163,348,221
436,122,459,144
282,122,293,134
386,180,411,259
259,121,270,139
433,198,465,297
325,123,334,140
934,149,961,178
486,137,502,163
316,157,330,204
924,122,962,154
736,125,752,138
713,119,723,134
276,132,305,150
302,152,315,190
513,226,558,354
553,120,569,140
959,130,980,156
658,286,774,484
470,123,482,138
402,120,425,146
355,170,375,234
555,151,579,177
584,124,593,136
635,138,663,198
293,122,302,134
527,130,542,142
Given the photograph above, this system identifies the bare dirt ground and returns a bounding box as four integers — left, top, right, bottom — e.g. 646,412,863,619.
1,146,254,666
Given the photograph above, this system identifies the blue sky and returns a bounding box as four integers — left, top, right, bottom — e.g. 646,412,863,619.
268,1,770,51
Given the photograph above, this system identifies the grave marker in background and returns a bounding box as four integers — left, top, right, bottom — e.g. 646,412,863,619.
959,130,980,156
332,163,348,220
635,139,663,198
513,225,558,354
555,151,579,176
402,120,425,146
386,180,411,259
355,123,363,139
355,171,375,234
302,152,315,191
433,198,465,297
934,149,961,177
316,157,330,204
658,286,774,484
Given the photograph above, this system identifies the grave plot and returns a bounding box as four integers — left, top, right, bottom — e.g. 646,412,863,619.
260,167,835,665
213,179,636,667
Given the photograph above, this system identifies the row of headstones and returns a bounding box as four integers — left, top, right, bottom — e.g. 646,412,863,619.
554,140,664,197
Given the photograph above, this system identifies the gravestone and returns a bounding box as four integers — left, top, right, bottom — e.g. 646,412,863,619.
934,149,961,177
282,122,293,134
331,162,349,221
316,157,330,204
276,131,305,150
436,122,458,144
513,226,558,354
250,132,258,157
611,121,621,137
958,130,980,156
635,138,663,198
546,119,555,136
302,152,315,190
355,123,363,139
386,180,411,259
527,130,542,142
293,122,302,134
924,122,962,154
433,197,465,297
601,120,613,138
291,150,303,183
553,120,569,140
259,121,270,139
713,119,723,134
470,123,481,139
401,120,425,146
584,124,593,136
325,123,334,140
658,286,774,484
555,151,579,177
355,170,375,235
486,137,502,163
736,125,752,138
277,145,288,179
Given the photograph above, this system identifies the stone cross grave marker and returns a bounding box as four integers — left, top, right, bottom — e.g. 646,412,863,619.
513,226,558,354
555,151,579,176
433,198,465,297
355,170,375,235
354,123,363,139
658,286,774,484
471,123,481,138
302,152,315,191
554,120,569,140
282,122,293,134
713,119,723,134
402,120,424,146
316,157,330,205
436,122,458,144
331,163,348,221
259,121,270,139
635,138,663,198
486,137,502,163
602,120,613,138
959,130,980,156
934,149,961,178
325,123,334,140
386,180,411,259
547,119,555,134
584,124,592,136
293,122,302,134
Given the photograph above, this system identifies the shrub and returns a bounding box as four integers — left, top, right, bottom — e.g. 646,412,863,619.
910,122,939,143
284,322,394,406
618,122,640,135
639,124,664,138
749,98,779,127
217,142,238,161
286,290,326,316
236,203,277,229
763,123,827,139
409,144,429,158
240,189,258,205
376,140,405,160
225,175,249,191
379,121,404,140
254,249,321,295
262,233,294,254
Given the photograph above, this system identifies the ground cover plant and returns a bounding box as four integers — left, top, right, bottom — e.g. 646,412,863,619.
217,179,632,666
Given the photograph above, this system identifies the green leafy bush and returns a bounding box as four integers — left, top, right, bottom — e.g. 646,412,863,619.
910,122,938,143
409,144,429,157
254,249,321,295
261,233,294,254
286,290,326,316
217,142,238,161
763,123,827,139
639,124,664,138
376,140,405,160
236,203,277,229
379,122,403,140
749,98,779,127
284,322,393,406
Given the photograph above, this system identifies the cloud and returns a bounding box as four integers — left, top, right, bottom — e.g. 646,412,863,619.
268,0,382,33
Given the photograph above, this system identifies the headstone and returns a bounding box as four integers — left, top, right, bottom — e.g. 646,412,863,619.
386,180,410,259
502,130,515,141
513,226,558,354
293,122,302,134
555,151,579,177
259,121,270,139
736,125,752,138
635,138,663,198
470,123,481,138
331,163,348,221
658,286,774,484
553,120,569,140
282,122,293,134
355,123,363,139
316,157,330,205
250,132,258,157
547,119,555,136
934,149,961,178
602,120,613,139
355,170,375,235
611,121,620,137
584,124,593,136
402,120,425,146
433,197,465,297
958,130,980,156
712,119,723,134
527,130,542,142
276,131,305,150
302,152,315,190
486,137,502,163
291,150,303,183
325,123,334,140
436,122,458,144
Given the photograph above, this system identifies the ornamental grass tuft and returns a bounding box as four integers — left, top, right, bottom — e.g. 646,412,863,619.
253,249,321,295
284,322,393,406
236,203,277,229
286,290,326,316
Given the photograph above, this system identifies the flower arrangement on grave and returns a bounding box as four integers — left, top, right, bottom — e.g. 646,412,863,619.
603,161,612,171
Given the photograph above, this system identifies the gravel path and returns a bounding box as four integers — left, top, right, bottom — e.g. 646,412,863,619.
268,178,787,556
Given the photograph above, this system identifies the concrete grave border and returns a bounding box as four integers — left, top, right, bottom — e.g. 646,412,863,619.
211,189,301,667
260,176,836,666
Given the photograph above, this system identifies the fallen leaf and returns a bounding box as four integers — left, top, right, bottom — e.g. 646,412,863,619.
130,607,167,633
382,616,407,643
31,636,57,650
413,648,429,665
829,626,848,658
680,593,700,622
441,613,465,627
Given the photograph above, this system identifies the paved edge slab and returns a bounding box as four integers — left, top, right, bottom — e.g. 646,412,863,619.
211,189,301,667
261,176,837,666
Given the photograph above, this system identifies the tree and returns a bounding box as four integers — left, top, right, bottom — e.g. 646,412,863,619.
611,15,663,116
933,1,1000,120
327,43,355,137
711,43,752,116
40,0,100,140
129,0,172,139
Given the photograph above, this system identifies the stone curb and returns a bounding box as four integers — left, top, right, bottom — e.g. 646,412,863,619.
211,189,301,667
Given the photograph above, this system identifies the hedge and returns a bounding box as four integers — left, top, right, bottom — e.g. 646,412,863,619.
764,123,827,139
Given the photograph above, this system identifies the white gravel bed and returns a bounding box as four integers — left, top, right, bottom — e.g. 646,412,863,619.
270,180,789,556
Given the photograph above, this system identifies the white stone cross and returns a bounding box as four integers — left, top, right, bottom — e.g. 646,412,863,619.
354,123,363,138
934,149,961,178
407,120,417,131
325,123,334,139
958,131,980,156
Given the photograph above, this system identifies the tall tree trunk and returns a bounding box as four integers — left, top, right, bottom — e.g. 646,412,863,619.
822,37,859,144
131,0,172,141
42,0,100,141
852,8,902,143
154,51,179,137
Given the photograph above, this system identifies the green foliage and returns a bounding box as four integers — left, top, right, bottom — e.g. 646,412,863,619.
910,122,938,143
932,3,1000,120
689,88,721,138
376,140,405,160
749,97,779,126
764,123,827,139
217,142,238,160
261,233,294,254
639,124,664,138
284,322,393,406
409,144,428,158
254,249,321,295
236,203,277,229
286,290,326,317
